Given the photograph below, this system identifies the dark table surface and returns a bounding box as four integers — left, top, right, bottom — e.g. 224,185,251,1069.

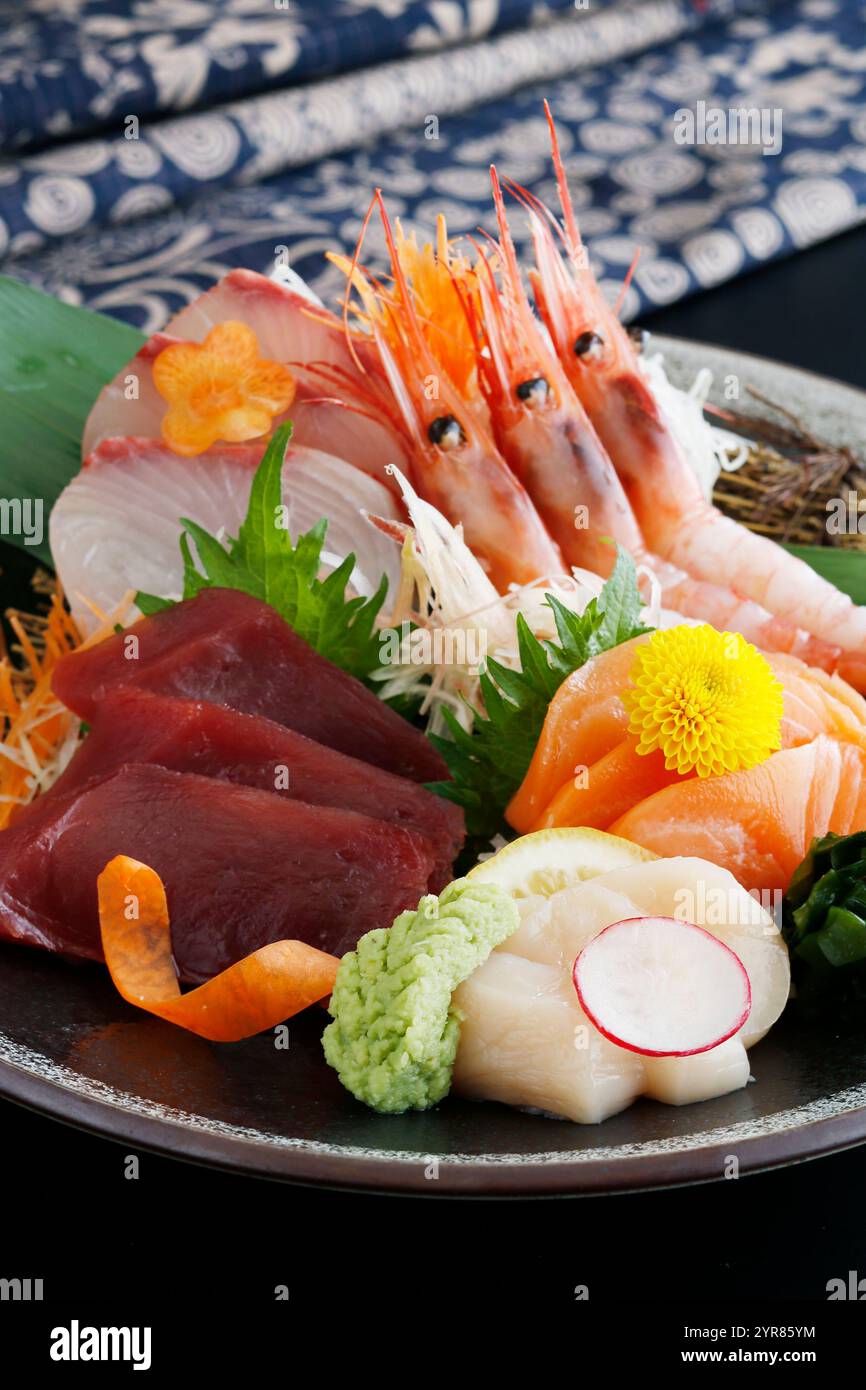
2,223,866,1319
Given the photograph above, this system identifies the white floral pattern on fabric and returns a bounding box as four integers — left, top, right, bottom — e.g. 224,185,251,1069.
0,0,585,149
5,0,866,333
0,1,757,257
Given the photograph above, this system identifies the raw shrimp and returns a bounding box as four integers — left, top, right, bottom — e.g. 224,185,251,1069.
468,166,635,573
528,104,866,690
472,168,856,676
333,193,564,592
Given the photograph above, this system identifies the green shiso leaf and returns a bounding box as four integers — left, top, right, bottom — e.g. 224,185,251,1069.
136,423,391,684
428,548,650,841
132,591,173,617
0,277,145,566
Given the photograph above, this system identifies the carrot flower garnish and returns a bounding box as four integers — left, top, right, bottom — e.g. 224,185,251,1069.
152,321,295,457
97,855,338,1041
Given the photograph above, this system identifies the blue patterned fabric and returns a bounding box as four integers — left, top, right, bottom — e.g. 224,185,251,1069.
4,0,866,333
0,0,736,260
0,0,584,150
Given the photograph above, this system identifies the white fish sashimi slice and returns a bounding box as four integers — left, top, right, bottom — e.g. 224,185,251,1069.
163,271,411,487
453,856,789,1124
82,269,410,487
82,333,181,458
50,438,402,634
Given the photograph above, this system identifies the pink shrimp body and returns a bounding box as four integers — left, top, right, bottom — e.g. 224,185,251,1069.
334,194,564,593
529,105,866,690
474,167,855,676
471,165,637,575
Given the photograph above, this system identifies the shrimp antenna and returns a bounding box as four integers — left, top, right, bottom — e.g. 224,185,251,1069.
500,174,557,226
296,359,408,441
465,231,501,299
613,246,642,319
341,192,379,375
543,99,583,258
500,174,570,259
374,188,436,368
463,229,516,404
489,164,525,291
458,231,498,328
437,235,484,354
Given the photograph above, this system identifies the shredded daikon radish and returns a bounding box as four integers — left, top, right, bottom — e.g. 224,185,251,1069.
639,350,750,499
372,469,638,733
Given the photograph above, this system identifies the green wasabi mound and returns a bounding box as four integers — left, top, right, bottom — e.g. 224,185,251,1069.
322,878,519,1114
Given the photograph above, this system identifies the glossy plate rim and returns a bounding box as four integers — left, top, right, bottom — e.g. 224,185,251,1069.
4,1035,866,1195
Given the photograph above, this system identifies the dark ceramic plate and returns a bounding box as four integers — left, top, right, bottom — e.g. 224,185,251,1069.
2,339,866,1195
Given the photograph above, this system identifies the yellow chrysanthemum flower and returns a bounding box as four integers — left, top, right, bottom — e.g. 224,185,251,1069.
624,625,783,779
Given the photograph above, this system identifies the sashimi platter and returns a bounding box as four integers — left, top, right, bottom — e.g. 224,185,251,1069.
3,108,866,1192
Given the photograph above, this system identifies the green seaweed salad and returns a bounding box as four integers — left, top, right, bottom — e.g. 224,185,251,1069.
785,830,866,1013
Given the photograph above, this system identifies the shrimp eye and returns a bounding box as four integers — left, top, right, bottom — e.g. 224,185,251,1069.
428,415,466,450
574,331,604,361
516,377,550,408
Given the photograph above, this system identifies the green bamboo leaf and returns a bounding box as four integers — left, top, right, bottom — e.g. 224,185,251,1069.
784,544,866,607
0,277,145,565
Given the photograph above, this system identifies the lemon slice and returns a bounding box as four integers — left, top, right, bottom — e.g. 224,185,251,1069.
468,827,656,899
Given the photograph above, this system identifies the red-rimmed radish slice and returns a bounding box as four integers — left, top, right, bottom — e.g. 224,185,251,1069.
50,437,402,634
572,916,751,1057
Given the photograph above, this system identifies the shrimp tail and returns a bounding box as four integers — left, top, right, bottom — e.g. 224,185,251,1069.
653,556,866,689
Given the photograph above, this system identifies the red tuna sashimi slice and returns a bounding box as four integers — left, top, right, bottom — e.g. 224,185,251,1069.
32,690,463,889
49,437,401,634
0,764,436,980
52,587,447,782
83,270,411,486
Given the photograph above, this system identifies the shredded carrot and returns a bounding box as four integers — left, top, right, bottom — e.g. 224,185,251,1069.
97,856,339,1042
329,214,487,401
0,581,135,829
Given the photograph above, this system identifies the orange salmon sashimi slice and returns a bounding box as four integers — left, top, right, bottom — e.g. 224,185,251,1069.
610,735,866,896
532,737,685,832
508,639,866,838
507,636,645,833
767,652,866,750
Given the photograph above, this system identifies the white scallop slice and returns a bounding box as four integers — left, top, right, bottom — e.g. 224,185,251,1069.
453,855,790,1125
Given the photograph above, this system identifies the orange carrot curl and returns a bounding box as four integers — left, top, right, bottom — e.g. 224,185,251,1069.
97,856,339,1042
